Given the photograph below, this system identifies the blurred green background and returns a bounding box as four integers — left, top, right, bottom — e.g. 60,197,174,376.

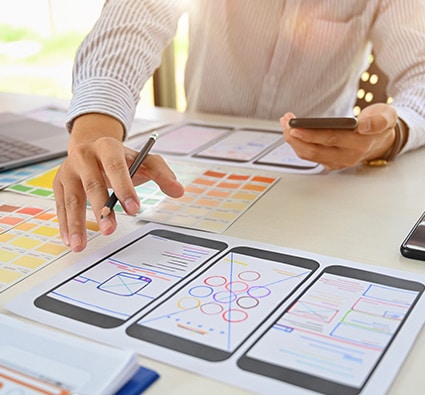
0,0,187,110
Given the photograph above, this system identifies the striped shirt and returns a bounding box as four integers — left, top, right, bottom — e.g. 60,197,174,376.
68,0,425,154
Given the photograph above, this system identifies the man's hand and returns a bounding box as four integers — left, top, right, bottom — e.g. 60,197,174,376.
53,113,184,252
281,103,398,170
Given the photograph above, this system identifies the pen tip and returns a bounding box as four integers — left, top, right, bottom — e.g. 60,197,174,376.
151,132,158,139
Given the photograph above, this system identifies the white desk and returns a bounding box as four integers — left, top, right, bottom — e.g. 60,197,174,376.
1,92,425,395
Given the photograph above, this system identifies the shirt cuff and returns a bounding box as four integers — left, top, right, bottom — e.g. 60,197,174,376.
395,106,425,155
66,77,137,139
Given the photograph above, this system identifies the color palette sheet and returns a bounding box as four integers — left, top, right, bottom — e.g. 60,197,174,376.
0,158,63,190
5,165,59,198
0,202,99,292
137,161,278,232
7,161,279,233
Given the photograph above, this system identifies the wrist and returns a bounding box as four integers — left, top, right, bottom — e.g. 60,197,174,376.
362,117,408,166
70,113,125,145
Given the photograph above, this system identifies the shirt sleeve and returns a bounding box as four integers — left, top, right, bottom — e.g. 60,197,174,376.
370,0,425,154
66,0,184,136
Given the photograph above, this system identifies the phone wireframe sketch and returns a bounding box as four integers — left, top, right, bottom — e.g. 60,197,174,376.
34,229,228,328
237,265,424,395
126,246,319,361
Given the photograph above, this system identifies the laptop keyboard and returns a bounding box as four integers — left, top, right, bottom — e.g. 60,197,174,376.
1,135,49,162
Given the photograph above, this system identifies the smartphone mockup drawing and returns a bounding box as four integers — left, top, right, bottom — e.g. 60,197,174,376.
34,229,228,328
126,246,319,361
151,124,230,155
400,211,425,261
237,265,424,395
194,130,282,162
289,117,358,129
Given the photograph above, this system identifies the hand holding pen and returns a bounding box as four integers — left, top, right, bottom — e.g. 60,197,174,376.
100,132,158,219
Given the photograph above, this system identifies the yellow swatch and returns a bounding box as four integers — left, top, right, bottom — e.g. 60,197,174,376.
11,236,42,249
0,250,19,262
26,167,59,189
0,268,21,283
14,255,47,269
36,243,68,255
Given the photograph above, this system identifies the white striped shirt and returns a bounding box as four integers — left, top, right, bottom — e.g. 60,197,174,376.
68,0,425,153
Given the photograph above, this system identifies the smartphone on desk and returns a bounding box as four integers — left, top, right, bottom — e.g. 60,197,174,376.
400,211,425,261
289,117,358,129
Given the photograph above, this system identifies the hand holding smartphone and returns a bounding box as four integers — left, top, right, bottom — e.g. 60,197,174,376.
289,117,358,130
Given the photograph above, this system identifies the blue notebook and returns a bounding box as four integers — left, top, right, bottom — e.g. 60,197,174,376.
115,366,160,395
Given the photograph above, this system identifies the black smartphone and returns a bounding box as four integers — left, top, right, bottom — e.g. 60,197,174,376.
34,229,228,328
289,117,358,129
400,211,425,261
126,246,319,361
237,265,424,395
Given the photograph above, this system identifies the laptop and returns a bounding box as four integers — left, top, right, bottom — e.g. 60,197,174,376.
0,112,69,172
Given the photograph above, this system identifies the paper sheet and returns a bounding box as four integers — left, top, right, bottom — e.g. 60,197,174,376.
128,121,324,174
6,223,425,395
0,313,139,395
0,201,99,292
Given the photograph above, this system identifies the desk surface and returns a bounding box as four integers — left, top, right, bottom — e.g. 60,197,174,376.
1,92,425,395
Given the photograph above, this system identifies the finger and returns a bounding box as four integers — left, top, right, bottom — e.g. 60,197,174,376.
287,136,359,169
52,167,69,246
132,154,185,198
74,141,119,234
286,126,359,149
93,140,143,216
55,161,89,252
357,103,397,135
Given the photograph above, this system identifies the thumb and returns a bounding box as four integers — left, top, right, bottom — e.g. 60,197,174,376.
357,103,397,135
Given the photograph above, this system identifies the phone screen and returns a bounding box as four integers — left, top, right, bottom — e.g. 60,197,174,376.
237,265,424,395
151,124,230,155
126,247,319,361
34,230,228,328
194,130,282,162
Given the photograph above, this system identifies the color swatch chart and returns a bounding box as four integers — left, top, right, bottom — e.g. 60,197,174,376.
5,165,59,198
0,202,99,292
137,161,279,233
7,160,279,234
0,158,63,191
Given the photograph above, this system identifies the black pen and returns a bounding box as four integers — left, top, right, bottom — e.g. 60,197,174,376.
100,132,158,219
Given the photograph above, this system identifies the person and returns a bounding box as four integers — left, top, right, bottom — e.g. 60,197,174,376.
54,0,425,252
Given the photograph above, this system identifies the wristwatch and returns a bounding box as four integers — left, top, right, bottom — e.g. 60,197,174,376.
362,118,408,166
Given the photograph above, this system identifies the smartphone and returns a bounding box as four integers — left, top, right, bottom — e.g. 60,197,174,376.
34,229,228,328
289,117,358,129
237,265,424,395
400,211,425,261
126,246,319,361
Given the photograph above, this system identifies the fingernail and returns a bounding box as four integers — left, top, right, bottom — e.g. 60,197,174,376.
100,215,114,234
358,119,372,133
123,198,140,214
62,232,70,246
69,234,82,251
